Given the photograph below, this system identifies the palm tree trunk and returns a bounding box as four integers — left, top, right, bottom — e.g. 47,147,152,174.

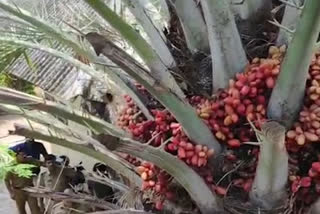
170,0,210,54
231,0,271,20
268,0,320,128
277,0,304,45
249,122,288,209
200,0,247,92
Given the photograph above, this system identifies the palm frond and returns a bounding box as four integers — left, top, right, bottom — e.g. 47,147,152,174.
84,0,185,99
0,103,142,187
0,145,35,179
149,0,170,23
85,32,222,153
12,122,221,213
0,44,26,72
0,2,153,120
0,87,221,212
123,0,176,68
0,87,127,136
0,37,105,79
117,186,144,210
0,2,92,58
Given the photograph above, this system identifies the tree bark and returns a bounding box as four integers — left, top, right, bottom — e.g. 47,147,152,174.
250,122,288,209
170,0,210,54
277,0,304,45
200,0,247,92
268,0,320,128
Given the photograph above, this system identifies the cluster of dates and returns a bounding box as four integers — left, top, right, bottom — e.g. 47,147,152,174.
116,47,320,209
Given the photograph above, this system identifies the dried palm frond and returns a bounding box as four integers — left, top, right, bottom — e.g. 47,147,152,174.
117,185,144,210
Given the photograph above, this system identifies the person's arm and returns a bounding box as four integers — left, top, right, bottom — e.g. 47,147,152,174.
38,143,48,158
24,156,42,167
4,173,14,200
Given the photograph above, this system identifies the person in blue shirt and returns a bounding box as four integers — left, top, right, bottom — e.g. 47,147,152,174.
5,151,42,214
10,138,48,175
10,138,48,160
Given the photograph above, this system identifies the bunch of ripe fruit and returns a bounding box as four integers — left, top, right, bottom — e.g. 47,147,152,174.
285,52,320,205
117,46,320,209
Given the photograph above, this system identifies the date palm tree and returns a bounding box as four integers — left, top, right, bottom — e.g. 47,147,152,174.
0,0,320,213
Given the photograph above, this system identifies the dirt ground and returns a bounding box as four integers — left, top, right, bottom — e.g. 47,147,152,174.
0,182,20,214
